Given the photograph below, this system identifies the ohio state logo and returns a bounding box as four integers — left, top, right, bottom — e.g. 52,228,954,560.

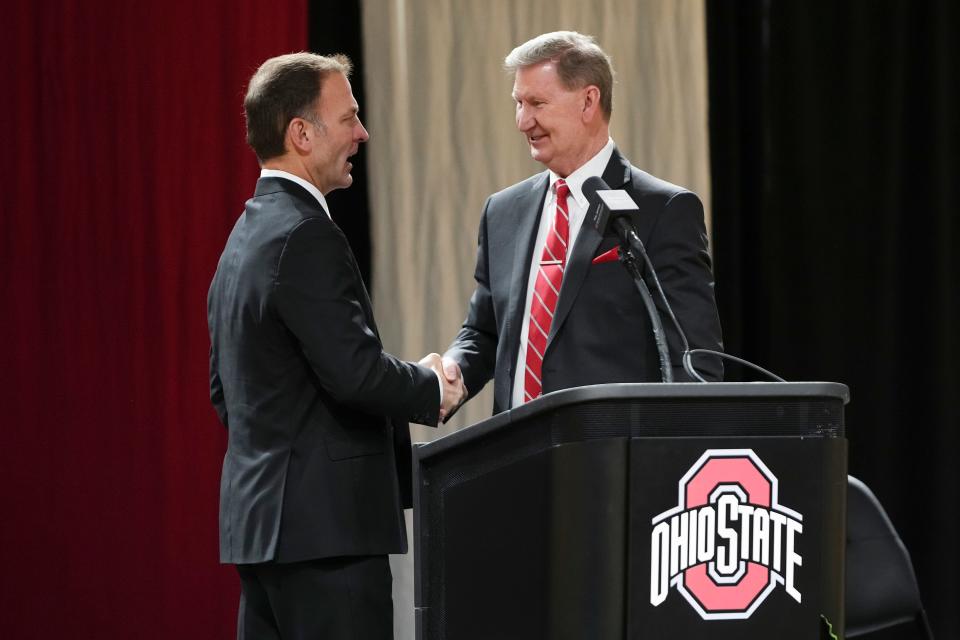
649,449,804,620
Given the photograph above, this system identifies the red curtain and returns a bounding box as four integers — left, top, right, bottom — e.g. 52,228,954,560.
1,2,305,636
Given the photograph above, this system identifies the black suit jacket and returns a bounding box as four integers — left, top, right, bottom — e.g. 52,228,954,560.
446,148,723,415
208,177,439,564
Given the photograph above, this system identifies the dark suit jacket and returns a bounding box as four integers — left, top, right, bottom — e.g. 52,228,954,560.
208,177,439,565
446,148,723,415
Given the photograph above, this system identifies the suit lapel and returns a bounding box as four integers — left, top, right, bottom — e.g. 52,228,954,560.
547,149,632,346
504,172,550,387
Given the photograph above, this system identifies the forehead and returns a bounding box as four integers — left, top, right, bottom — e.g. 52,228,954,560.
318,72,358,114
512,61,567,97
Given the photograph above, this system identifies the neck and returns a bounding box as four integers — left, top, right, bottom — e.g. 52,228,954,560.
553,127,609,178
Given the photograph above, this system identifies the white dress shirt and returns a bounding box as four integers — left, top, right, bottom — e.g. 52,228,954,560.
511,138,616,407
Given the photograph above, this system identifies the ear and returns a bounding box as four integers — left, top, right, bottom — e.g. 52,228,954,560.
286,117,313,155
581,85,602,123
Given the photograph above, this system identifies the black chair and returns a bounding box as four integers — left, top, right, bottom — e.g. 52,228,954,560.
845,476,933,639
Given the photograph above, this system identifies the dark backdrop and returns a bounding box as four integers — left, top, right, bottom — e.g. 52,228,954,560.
309,0,373,287
707,1,958,637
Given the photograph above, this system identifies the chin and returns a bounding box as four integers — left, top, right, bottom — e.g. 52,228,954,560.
331,173,352,190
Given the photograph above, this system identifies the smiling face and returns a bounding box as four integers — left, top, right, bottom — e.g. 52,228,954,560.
306,72,369,195
512,61,605,177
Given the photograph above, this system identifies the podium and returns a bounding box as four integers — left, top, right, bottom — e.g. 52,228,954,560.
413,382,848,639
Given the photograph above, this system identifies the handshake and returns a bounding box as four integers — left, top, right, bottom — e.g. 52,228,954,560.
419,354,467,422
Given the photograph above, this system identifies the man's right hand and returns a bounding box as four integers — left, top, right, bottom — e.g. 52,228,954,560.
440,356,467,422
419,353,467,422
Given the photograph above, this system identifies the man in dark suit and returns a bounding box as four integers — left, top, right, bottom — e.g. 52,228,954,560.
208,53,464,639
443,31,723,415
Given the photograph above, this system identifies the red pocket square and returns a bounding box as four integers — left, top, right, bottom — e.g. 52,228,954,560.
591,247,620,264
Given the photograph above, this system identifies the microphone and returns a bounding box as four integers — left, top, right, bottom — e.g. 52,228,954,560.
582,176,651,265
582,176,637,240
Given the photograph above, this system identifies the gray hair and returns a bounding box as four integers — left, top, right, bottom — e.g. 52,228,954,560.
243,52,353,162
505,31,614,119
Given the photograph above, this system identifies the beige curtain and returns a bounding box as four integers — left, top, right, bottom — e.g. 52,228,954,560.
361,1,709,637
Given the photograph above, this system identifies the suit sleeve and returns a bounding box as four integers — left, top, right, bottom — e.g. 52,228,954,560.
646,191,724,381
209,345,228,428
275,218,441,425
444,197,498,398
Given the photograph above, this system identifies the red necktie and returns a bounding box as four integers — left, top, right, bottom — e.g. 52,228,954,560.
523,179,570,402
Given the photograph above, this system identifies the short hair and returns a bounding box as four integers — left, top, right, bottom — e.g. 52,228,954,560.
243,52,353,162
504,31,614,120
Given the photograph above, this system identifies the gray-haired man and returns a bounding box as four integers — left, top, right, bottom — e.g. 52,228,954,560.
443,31,723,414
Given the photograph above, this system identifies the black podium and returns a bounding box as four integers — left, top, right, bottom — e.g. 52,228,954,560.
413,382,848,639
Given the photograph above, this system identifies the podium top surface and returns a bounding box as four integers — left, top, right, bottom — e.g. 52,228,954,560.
418,382,849,458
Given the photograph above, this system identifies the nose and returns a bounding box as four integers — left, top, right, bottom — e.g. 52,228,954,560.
356,119,370,143
516,103,534,132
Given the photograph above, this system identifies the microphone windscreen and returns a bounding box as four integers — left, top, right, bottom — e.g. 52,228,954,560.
582,176,610,205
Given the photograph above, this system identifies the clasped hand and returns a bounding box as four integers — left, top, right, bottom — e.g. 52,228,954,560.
419,353,466,422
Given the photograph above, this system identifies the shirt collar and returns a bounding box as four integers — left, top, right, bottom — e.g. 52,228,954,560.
548,137,616,209
259,169,331,219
